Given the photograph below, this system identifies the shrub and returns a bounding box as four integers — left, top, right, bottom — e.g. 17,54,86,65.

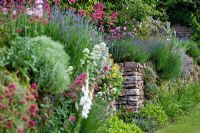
109,38,150,63
0,70,38,132
151,45,183,80
5,36,70,94
99,116,142,133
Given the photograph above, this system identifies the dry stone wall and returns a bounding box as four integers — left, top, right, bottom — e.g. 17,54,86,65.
116,62,145,112
172,24,193,40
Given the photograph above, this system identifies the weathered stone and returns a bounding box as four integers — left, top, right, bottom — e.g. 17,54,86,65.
125,76,142,81
123,89,140,96
127,96,140,102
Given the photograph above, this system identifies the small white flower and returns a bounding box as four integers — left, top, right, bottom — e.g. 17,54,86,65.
111,88,117,93
12,10,17,16
26,8,33,16
83,48,90,54
3,8,8,14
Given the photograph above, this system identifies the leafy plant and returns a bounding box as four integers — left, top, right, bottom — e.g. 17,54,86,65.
5,36,70,94
154,83,200,121
109,38,150,63
118,104,168,132
99,116,142,133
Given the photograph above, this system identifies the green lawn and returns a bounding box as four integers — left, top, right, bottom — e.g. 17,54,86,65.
157,106,200,133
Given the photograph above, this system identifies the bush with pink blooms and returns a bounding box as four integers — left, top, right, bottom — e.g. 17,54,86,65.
0,71,38,133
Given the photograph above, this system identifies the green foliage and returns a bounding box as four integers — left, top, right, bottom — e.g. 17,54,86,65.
154,83,200,121
80,98,109,133
140,104,168,126
99,116,142,133
109,39,150,63
5,36,70,94
0,15,16,48
183,40,200,65
45,10,102,79
118,104,168,132
151,45,183,80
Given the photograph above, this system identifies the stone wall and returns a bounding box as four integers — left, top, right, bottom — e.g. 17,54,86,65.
116,62,145,112
172,24,193,40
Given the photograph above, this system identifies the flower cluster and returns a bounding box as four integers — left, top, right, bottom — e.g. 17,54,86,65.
97,62,124,102
66,73,87,101
79,73,92,119
0,82,38,132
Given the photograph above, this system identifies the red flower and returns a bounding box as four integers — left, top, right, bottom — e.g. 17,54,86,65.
18,99,25,105
0,103,8,109
31,83,38,90
7,83,16,91
17,28,23,33
78,9,85,17
28,120,36,128
4,121,13,129
103,66,109,73
28,104,37,117
68,116,76,122
22,116,28,122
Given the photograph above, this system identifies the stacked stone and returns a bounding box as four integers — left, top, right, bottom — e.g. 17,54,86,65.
116,62,145,112
172,24,193,40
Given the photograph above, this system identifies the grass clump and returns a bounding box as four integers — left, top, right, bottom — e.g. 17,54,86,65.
151,45,183,80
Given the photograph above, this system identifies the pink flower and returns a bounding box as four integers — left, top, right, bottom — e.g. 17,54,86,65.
68,0,76,3
78,9,85,16
18,99,25,105
35,0,43,5
110,29,114,33
7,83,16,91
111,12,118,19
28,120,36,128
18,125,25,133
0,103,8,109
93,2,104,11
115,26,120,31
92,10,104,21
31,83,38,90
68,116,76,122
123,26,127,31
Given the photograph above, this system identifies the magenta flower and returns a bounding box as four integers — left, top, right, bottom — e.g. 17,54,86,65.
68,0,76,3
78,9,85,16
31,83,38,90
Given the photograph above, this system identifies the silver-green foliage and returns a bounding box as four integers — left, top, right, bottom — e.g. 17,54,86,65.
6,36,70,94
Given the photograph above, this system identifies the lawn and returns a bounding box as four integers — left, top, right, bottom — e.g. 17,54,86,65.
157,106,200,133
